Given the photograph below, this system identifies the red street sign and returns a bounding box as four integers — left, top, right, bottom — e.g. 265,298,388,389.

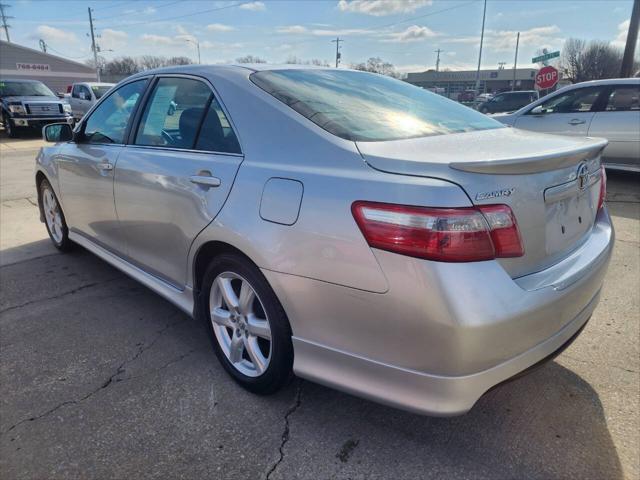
535,66,559,89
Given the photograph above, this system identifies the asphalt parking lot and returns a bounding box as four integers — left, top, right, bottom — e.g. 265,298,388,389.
1,132,638,480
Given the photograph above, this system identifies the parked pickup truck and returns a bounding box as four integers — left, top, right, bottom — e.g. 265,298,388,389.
68,82,114,121
0,79,73,137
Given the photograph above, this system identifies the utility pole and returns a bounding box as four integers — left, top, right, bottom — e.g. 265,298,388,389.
39,39,47,53
331,37,342,68
474,0,487,93
620,0,640,77
498,62,506,70
512,32,519,91
434,48,443,72
0,3,12,43
88,7,101,81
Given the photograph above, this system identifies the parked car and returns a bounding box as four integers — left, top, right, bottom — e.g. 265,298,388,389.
495,78,640,172
477,90,539,114
68,82,115,121
457,89,477,102
36,66,613,416
0,79,73,137
475,92,494,103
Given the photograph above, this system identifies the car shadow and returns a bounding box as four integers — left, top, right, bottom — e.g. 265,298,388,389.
0,240,626,479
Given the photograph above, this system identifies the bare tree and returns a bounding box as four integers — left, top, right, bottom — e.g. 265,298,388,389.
102,56,140,76
560,38,624,83
236,55,266,64
285,55,330,66
138,55,168,70
352,57,399,78
166,56,193,66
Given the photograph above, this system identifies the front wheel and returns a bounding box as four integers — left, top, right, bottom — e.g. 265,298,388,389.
198,253,294,394
40,178,73,251
4,117,18,138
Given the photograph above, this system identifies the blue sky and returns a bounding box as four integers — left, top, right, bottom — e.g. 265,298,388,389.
6,0,638,73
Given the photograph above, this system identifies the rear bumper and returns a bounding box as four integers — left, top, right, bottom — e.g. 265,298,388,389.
264,206,614,416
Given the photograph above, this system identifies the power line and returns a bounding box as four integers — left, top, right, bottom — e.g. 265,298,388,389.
98,1,246,30
94,0,184,22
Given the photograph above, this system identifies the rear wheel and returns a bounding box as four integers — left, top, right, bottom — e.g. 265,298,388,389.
198,253,293,394
40,178,73,251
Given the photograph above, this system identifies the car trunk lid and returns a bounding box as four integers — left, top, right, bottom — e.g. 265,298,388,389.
357,128,607,278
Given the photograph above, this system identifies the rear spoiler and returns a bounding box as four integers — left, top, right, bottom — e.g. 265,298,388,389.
449,139,608,175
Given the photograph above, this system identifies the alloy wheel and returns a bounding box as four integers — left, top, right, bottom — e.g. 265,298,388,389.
209,271,272,377
42,185,64,244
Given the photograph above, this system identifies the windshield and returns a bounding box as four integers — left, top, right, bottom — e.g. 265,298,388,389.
251,69,503,142
91,85,112,99
0,80,56,97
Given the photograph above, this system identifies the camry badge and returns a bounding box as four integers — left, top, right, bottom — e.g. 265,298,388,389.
475,188,515,201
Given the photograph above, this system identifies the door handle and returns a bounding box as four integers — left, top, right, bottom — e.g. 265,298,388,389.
98,162,113,171
190,175,221,188
568,118,586,125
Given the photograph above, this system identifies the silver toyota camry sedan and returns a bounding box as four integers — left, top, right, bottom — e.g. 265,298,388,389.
36,65,613,416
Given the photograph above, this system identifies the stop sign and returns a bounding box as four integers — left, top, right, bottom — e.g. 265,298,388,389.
536,66,559,89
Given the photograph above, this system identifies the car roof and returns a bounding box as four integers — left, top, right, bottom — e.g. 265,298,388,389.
566,77,640,87
1,79,45,83
79,82,115,87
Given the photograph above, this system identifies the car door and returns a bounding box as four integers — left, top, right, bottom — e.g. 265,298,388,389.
114,75,243,288
56,78,149,255
513,86,606,136
69,85,81,119
588,84,640,170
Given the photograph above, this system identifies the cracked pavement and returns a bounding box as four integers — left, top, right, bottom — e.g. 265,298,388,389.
1,137,639,479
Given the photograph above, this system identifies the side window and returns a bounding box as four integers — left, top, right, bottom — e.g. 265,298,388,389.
604,86,640,111
83,79,147,144
80,85,91,100
195,97,241,154
135,77,211,149
72,85,80,98
534,87,604,114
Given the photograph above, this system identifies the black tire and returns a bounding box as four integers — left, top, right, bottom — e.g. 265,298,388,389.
39,178,74,251
4,116,18,138
197,252,294,394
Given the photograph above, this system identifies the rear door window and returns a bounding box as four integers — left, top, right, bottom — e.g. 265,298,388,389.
534,87,605,114
134,77,211,149
195,98,241,154
603,86,640,111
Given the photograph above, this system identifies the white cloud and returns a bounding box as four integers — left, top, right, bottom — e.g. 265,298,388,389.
384,25,438,43
34,25,77,44
611,19,631,49
140,34,176,46
449,25,563,52
277,25,308,34
143,6,157,14
100,29,128,50
207,23,235,32
310,28,371,36
240,1,266,11
337,0,432,16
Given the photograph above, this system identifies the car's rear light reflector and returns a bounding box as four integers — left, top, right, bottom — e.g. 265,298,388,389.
351,201,524,262
598,165,606,211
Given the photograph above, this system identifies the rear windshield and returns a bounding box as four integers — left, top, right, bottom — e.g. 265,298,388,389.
0,80,56,97
250,69,503,142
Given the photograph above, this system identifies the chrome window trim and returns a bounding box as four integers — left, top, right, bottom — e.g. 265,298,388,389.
123,143,244,158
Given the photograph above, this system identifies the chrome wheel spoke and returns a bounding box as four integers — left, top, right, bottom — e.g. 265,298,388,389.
216,276,240,312
244,336,267,374
228,332,244,363
211,307,234,328
238,281,255,315
247,314,271,340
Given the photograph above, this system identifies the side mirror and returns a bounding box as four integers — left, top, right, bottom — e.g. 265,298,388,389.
531,105,544,115
43,123,73,143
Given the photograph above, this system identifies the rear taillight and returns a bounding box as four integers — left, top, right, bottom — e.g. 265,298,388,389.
351,201,524,262
598,166,606,210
